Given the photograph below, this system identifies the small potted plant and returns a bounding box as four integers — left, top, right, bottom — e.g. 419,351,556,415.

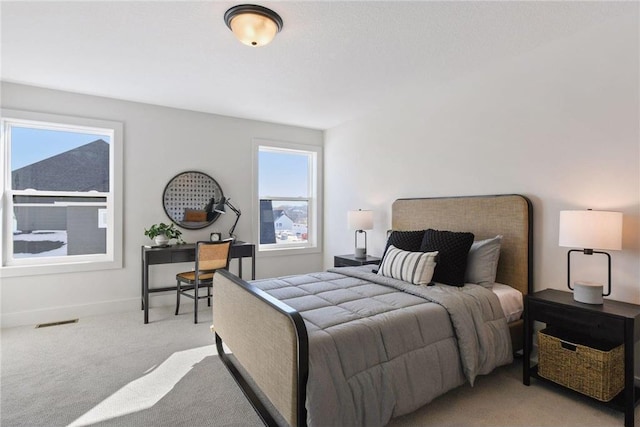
144,222,184,246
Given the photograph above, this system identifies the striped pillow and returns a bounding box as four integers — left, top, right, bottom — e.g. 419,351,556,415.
377,245,439,285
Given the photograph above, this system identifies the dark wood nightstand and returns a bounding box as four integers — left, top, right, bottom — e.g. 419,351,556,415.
334,254,381,267
524,289,640,427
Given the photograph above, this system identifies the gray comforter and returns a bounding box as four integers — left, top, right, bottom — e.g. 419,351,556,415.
251,266,512,427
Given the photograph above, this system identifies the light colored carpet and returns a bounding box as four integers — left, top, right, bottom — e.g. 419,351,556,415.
388,357,633,427
1,305,636,427
1,306,262,427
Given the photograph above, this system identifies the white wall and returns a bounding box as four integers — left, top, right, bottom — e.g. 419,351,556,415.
324,13,639,303
2,10,638,328
1,82,323,327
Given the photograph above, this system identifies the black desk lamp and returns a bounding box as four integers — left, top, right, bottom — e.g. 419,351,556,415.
214,197,241,241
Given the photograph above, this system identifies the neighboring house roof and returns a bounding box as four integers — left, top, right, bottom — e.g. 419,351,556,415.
275,212,292,222
12,139,109,192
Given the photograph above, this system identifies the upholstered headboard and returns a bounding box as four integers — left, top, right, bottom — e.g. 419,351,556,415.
392,194,532,296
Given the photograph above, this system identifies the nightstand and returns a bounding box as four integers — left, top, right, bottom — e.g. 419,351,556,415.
524,289,640,427
334,254,381,267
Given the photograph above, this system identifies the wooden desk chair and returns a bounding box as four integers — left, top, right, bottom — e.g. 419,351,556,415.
175,240,232,324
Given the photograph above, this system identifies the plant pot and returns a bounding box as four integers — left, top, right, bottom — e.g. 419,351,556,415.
154,234,170,246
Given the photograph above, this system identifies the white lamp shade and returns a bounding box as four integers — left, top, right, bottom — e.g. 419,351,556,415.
228,12,279,47
559,210,623,251
348,210,373,231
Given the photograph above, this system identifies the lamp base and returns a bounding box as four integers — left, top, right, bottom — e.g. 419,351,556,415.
354,248,367,259
573,281,604,305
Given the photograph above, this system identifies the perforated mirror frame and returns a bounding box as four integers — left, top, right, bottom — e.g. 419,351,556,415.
162,171,224,230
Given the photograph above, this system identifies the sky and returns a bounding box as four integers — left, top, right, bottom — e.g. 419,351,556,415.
11,126,110,170
259,150,309,197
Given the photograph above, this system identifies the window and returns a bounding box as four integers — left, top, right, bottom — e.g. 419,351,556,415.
254,140,322,253
1,110,123,276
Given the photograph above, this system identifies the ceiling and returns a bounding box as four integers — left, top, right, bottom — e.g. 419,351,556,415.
0,1,630,130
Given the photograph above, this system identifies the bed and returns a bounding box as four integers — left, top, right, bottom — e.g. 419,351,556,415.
212,194,533,427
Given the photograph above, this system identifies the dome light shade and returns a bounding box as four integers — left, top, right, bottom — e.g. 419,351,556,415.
224,4,283,47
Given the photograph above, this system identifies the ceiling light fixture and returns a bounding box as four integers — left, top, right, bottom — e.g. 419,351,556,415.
224,4,283,47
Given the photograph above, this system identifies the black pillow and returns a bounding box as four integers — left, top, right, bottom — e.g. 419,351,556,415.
383,230,426,256
374,230,427,274
420,229,474,287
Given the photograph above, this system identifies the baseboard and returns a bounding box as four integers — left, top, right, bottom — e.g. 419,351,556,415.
1,298,140,328
1,293,215,328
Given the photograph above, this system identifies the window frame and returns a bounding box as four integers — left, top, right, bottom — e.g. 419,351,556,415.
252,139,322,256
0,109,123,277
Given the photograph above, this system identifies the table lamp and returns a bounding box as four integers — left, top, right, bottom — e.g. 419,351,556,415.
214,197,242,241
348,209,373,259
559,209,623,304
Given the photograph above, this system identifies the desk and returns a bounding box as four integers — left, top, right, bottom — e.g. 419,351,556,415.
141,241,255,324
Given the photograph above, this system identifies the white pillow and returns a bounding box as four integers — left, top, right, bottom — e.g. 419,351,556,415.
492,282,523,322
377,245,438,285
465,235,502,287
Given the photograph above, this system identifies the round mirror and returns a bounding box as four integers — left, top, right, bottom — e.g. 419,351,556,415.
162,171,224,230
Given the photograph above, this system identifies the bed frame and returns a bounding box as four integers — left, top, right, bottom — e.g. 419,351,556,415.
213,194,533,427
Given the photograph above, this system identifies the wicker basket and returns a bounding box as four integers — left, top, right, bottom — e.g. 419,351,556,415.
538,328,624,402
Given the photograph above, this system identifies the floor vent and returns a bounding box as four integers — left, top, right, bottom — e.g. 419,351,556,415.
35,319,79,328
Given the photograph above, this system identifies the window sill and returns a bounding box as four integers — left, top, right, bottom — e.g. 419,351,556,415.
257,245,321,257
0,259,122,278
